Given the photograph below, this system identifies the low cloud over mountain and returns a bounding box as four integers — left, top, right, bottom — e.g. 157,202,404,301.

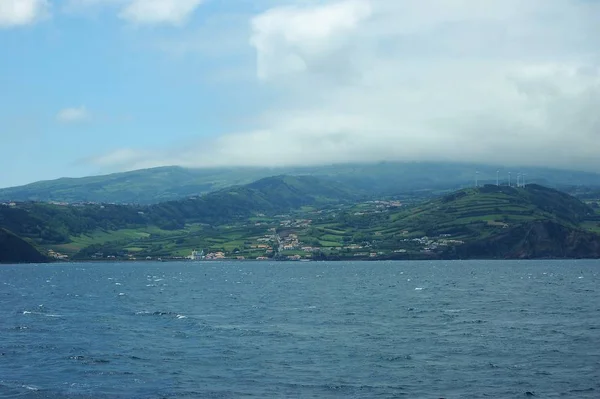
90,0,600,173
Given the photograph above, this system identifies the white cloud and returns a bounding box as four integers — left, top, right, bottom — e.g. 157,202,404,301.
119,0,204,25
67,0,204,25
88,148,160,169
57,106,91,123
0,0,49,27
92,0,600,173
250,0,372,80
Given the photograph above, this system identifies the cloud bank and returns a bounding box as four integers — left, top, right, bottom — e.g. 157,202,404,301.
0,0,49,27
67,0,204,25
119,0,204,25
86,0,600,172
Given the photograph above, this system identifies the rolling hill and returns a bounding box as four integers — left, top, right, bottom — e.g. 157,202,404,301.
391,184,594,239
448,220,600,259
0,166,260,205
369,184,600,259
74,184,600,260
1,178,599,262
0,228,48,264
0,175,356,251
146,175,358,228
1,162,600,204
288,183,600,260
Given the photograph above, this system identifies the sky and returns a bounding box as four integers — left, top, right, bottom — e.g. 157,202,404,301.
1,0,599,188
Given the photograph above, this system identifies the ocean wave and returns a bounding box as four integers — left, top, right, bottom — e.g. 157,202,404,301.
68,355,111,364
135,311,188,320
21,311,62,318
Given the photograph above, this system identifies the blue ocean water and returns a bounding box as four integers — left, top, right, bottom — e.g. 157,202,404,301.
1,260,599,398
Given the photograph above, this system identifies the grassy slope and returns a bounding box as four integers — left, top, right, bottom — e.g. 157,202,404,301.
0,166,279,204
2,179,598,260
146,174,357,227
0,175,355,257
117,185,600,259
0,228,48,264
297,184,599,255
387,184,593,239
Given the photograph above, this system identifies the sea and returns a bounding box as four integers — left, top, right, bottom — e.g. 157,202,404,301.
1,260,599,398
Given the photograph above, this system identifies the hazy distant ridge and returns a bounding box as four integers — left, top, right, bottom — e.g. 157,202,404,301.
1,162,600,204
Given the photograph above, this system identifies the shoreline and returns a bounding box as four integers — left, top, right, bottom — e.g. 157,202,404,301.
4,256,600,265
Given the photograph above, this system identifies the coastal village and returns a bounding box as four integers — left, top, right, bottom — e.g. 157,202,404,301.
32,197,472,262
187,231,464,262
5,180,600,263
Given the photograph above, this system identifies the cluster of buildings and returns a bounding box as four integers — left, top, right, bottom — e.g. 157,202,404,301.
90,252,119,260
47,250,69,260
249,243,273,251
48,201,70,206
279,219,313,228
205,251,226,260
403,236,464,252
366,200,403,208
280,233,300,250
344,243,368,250
353,252,385,257
188,249,226,261
351,200,403,216
279,233,324,254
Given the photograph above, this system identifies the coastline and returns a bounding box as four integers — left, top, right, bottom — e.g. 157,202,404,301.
4,255,600,265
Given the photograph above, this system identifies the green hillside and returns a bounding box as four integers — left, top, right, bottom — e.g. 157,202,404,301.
145,175,357,228
0,228,48,264
0,175,356,258
448,220,600,259
1,180,599,262
0,166,276,204
2,162,600,204
0,166,356,205
299,184,600,260
389,184,594,240
67,184,600,260
0,202,147,245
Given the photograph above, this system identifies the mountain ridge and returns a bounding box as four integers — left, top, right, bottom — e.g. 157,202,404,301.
0,179,598,262
2,162,600,204
0,175,355,247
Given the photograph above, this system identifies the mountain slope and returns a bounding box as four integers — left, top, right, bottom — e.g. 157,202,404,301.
448,220,600,259
299,183,600,260
2,179,599,261
0,166,277,205
387,184,594,239
0,228,48,264
2,162,600,204
148,175,357,226
385,184,599,258
0,202,147,245
0,175,355,247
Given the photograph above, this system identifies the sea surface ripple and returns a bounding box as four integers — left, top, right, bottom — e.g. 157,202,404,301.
1,260,599,398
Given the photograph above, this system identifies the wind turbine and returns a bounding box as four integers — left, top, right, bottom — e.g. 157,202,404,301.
496,170,500,186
